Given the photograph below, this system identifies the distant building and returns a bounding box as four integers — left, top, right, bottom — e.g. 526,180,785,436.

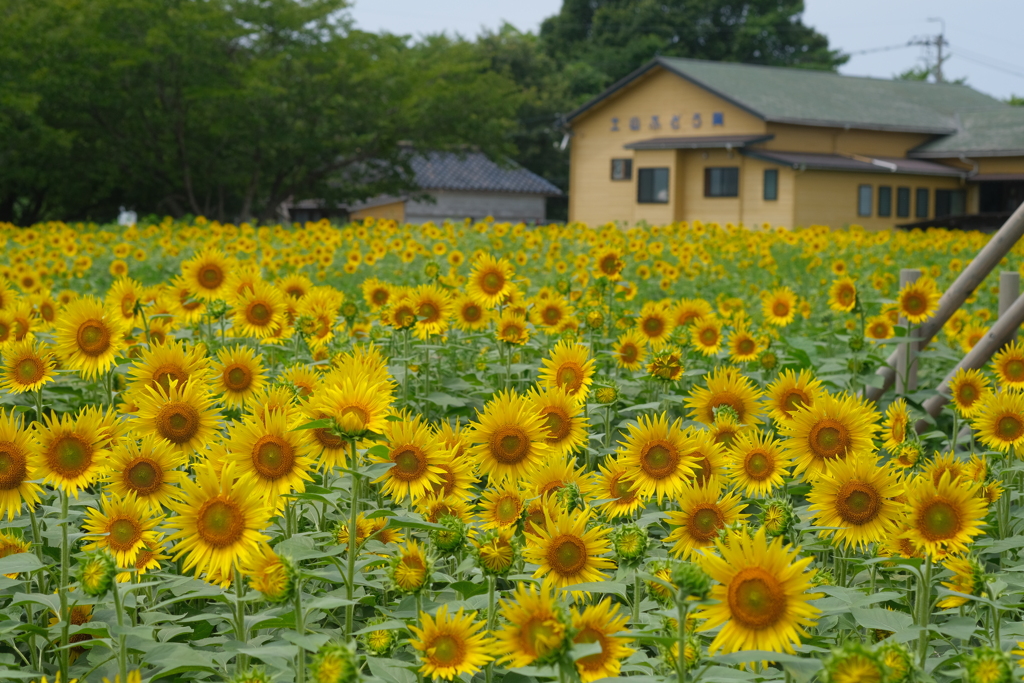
286,151,562,225
565,57,1024,229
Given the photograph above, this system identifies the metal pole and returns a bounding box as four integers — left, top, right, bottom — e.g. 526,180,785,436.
867,200,1024,402
896,269,922,394
1000,271,1020,344
917,293,1024,431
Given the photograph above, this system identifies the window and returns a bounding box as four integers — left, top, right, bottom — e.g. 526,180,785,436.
878,186,892,217
704,167,739,197
638,168,669,203
857,184,872,217
935,189,966,217
915,188,929,218
610,159,632,181
763,169,778,201
897,187,911,217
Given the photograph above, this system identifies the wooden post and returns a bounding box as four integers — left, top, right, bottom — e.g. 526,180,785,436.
866,200,1024,402
1000,271,1021,344
916,292,1024,432
896,269,921,394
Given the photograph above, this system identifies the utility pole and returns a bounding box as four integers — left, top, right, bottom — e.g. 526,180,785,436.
928,17,947,83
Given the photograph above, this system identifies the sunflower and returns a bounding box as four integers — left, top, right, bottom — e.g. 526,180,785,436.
647,348,684,382
495,310,530,345
972,390,1024,454
232,280,287,339
528,386,589,458
53,295,128,378
524,506,614,588
468,389,549,483
242,543,294,603
308,373,393,440
688,429,729,487
104,434,188,512
133,380,220,455
33,409,108,497
897,277,939,324
538,340,595,401
0,531,32,578
415,492,474,525
938,555,986,609
695,526,822,655
727,326,761,363
686,316,720,356
181,247,232,301
466,253,514,309
409,605,494,681
452,294,491,331
685,367,764,426
370,416,446,502
0,339,55,393
827,277,858,313
127,341,212,395
902,471,987,557
105,276,143,325
948,367,990,418
991,339,1024,388
762,287,797,326
592,459,644,518
527,455,594,501
280,364,321,399
866,315,895,341
426,452,478,501
571,598,635,683
478,483,525,530
213,344,266,407
82,493,162,567
390,538,432,593
227,409,314,510
533,295,573,332
882,398,910,453
780,391,879,480
673,298,713,327
411,283,453,340
361,277,392,309
664,477,747,559
807,455,904,550
613,329,647,371
617,413,698,502
636,301,674,348
495,577,570,667
164,462,271,585
0,409,41,520
726,431,790,498
765,369,822,423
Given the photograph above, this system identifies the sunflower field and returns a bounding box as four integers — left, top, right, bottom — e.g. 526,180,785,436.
1,216,1024,683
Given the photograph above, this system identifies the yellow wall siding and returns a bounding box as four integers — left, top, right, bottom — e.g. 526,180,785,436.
792,172,964,229
632,150,677,225
975,156,1024,174
762,124,933,157
351,200,406,223
568,67,766,225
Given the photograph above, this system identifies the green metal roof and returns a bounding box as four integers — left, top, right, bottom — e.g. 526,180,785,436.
909,108,1024,157
568,57,1007,135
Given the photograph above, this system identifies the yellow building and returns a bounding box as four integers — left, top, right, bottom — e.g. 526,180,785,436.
565,57,1024,229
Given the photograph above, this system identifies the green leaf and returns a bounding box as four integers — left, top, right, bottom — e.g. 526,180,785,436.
293,418,335,431
387,516,447,531
282,630,331,652
352,619,408,635
850,607,913,632
0,553,43,575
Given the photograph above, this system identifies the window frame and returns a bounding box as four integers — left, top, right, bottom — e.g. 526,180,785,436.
857,184,872,217
610,158,633,181
637,167,670,204
915,188,929,219
703,167,740,198
878,186,892,217
896,187,911,218
763,169,779,201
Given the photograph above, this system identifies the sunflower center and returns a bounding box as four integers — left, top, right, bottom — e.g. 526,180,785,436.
782,389,809,413
120,295,135,318
462,303,483,323
125,458,162,494
14,357,44,384
890,419,906,444
737,338,755,354
689,504,724,541
372,289,389,306
489,426,531,465
600,255,619,274
957,383,978,404
556,362,584,393
418,302,439,323
547,534,587,575
48,434,92,477
392,446,427,481
997,414,1024,441
542,306,561,325
640,440,679,478
772,301,790,317
837,286,855,306
745,451,772,480
252,435,295,479
495,495,520,524
224,365,251,392
196,498,245,547
700,328,718,345
918,499,961,540
694,456,713,486
809,418,849,459
611,474,635,501
0,444,28,490
836,480,882,525
429,635,464,667
0,322,8,341
76,319,111,356
903,293,926,315
709,392,745,421
199,264,224,289
575,627,608,668
339,406,369,433
246,301,272,326
620,343,638,363
314,426,345,449
541,407,571,442
156,402,201,444
152,365,188,393
481,271,504,295
643,317,664,336
727,567,786,629
522,617,560,658
108,518,142,550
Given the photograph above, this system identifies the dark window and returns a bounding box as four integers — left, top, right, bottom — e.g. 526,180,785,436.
915,188,929,218
935,189,966,217
857,185,872,217
610,159,632,181
638,168,670,203
763,169,778,201
878,186,892,217
897,187,911,217
704,167,739,197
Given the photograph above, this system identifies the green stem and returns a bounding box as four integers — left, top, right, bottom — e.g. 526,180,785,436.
111,578,128,683
633,573,642,628
917,555,932,667
58,491,70,683
345,439,361,638
295,579,306,683
676,600,688,683
234,565,248,674
34,387,43,424
485,576,496,683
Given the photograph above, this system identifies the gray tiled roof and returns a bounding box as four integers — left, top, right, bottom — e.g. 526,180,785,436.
742,150,965,177
910,108,1024,157
411,152,562,196
624,134,773,150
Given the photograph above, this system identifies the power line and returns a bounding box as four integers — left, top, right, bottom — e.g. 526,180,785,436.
949,46,1024,81
845,42,914,56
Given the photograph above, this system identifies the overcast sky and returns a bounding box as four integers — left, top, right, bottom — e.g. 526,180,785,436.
348,0,1024,101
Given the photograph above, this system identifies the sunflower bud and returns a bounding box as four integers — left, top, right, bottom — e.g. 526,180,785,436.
758,497,796,538
811,568,835,588
424,262,440,279
230,667,274,683
473,529,519,577
77,551,116,597
963,646,1013,683
245,549,296,604
670,562,710,601
758,349,778,370
876,641,914,683
586,310,604,330
554,482,583,513
593,383,619,405
610,523,649,568
711,404,740,423
389,540,432,594
309,642,359,683
645,559,678,608
848,334,865,352
847,357,865,374
822,642,885,683
429,515,467,556
361,617,397,656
